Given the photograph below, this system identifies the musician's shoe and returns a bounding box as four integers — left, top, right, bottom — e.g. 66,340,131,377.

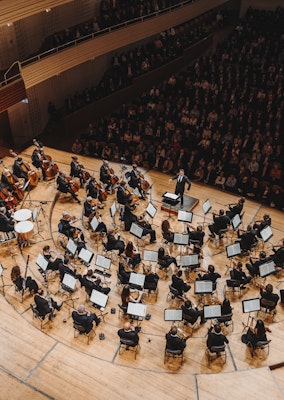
209,234,215,238
76,199,81,204
140,196,146,200
150,240,157,244
96,317,101,326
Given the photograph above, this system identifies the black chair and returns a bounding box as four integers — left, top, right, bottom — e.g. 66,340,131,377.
164,348,184,365
248,340,271,357
224,279,244,298
117,304,128,318
30,304,52,329
182,314,199,336
166,285,183,302
218,313,234,332
73,322,95,344
206,344,227,364
257,298,277,321
119,338,140,359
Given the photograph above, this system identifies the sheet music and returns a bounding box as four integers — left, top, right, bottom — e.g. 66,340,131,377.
194,280,213,294
130,223,144,239
146,202,157,218
127,302,147,318
259,261,276,277
90,289,108,308
204,305,221,319
78,248,94,264
0,264,3,276
66,239,77,256
226,242,241,258
260,226,273,242
163,192,179,200
32,208,38,222
232,214,241,230
36,253,49,271
178,210,193,223
174,233,189,245
164,309,183,321
110,201,116,218
62,273,76,290
129,272,145,288
95,254,111,270
202,199,211,214
181,254,199,267
242,298,260,313
143,250,158,262
90,216,99,231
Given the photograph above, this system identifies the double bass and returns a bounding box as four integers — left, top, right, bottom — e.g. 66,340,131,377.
9,150,39,187
78,163,91,182
94,179,108,201
138,171,150,191
2,168,24,200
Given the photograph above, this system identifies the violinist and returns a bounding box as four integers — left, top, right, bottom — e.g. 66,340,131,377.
58,254,82,282
271,239,284,267
34,289,62,319
225,197,245,220
56,171,81,204
83,197,107,233
70,156,84,188
42,245,63,272
105,228,125,255
187,225,205,254
32,148,47,181
129,164,145,199
58,211,78,238
236,225,258,252
12,157,29,183
85,177,106,205
116,181,131,206
253,213,271,237
100,160,112,192
137,213,157,243
0,206,15,233
208,209,230,238
81,269,110,295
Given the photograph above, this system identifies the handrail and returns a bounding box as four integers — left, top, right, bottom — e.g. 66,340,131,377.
1,61,22,87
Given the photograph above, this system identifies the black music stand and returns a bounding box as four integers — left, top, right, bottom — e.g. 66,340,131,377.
66,238,78,259
178,210,193,233
173,233,189,257
195,280,213,305
203,305,221,320
200,198,211,228
109,201,117,227
162,192,180,219
94,254,111,283
259,261,276,283
164,308,183,325
146,202,158,227
181,254,199,282
21,179,34,208
143,250,158,271
90,289,109,321
242,298,261,331
225,242,242,275
260,226,273,249
130,222,144,250
78,248,94,267
127,302,147,325
129,272,145,291
61,273,79,308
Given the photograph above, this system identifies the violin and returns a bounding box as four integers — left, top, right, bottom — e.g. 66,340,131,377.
9,149,39,188
64,176,80,193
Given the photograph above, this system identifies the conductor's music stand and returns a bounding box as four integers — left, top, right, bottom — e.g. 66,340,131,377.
225,242,242,275
178,210,193,233
130,222,144,250
90,289,109,321
0,263,12,295
78,248,94,267
242,298,261,331
61,273,78,308
162,192,180,219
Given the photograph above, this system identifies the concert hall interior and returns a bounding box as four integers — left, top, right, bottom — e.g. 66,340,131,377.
0,1,284,399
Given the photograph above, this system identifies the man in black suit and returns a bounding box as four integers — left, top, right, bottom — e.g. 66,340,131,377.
169,169,191,208
182,299,205,324
198,264,221,290
253,213,272,237
230,261,251,288
117,322,140,346
0,207,15,232
172,270,191,296
70,156,84,188
271,239,284,267
72,304,100,333
236,225,258,252
56,170,81,203
81,269,110,295
226,197,245,220
206,324,229,351
165,325,187,352
129,164,144,199
260,284,279,310
34,289,62,319
116,181,131,206
12,158,28,183
208,209,230,238
100,160,112,192
246,251,271,277
31,148,46,180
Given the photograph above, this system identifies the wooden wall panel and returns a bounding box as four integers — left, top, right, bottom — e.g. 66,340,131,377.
0,79,26,113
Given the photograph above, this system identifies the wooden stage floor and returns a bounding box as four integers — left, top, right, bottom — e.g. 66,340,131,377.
0,146,284,400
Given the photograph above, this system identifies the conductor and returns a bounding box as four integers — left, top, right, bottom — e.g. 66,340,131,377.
169,169,191,208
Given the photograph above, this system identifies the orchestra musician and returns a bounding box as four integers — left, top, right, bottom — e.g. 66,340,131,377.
259,283,279,310
158,247,179,269
120,285,145,308
236,225,258,252
168,169,191,208
58,211,78,238
230,261,251,288
70,156,84,188
58,253,82,282
41,245,63,272
207,323,229,352
142,264,159,292
11,265,39,294
161,220,174,243
241,319,271,349
34,289,62,319
105,229,125,255
124,240,141,269
81,269,110,295
253,213,271,237
117,322,140,347
83,197,107,233
137,213,157,243
12,157,29,183
32,148,47,181
129,164,145,199
165,325,187,352
197,264,221,290
171,270,191,296
118,258,131,284
85,177,106,206
100,160,112,192
187,225,205,255
181,297,206,325
225,197,245,220
1,169,22,201
72,304,101,333
0,206,15,232
56,170,81,204
116,181,131,207
245,251,271,277
208,209,230,238
271,239,284,267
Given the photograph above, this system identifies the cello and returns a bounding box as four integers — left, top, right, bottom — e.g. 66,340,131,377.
34,142,59,179
64,176,80,193
2,168,24,200
107,166,119,186
9,150,39,187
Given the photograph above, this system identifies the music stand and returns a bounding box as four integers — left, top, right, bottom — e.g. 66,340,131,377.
259,260,276,280
178,210,193,233
36,253,49,273
66,238,77,258
0,263,12,295
195,280,213,304
146,202,157,226
143,250,158,270
260,226,273,243
164,308,183,324
203,305,221,320
225,242,242,274
90,289,109,320
231,214,242,231
33,202,48,239
90,216,99,232
162,192,180,219
174,233,189,256
129,272,145,290
130,222,144,250
200,198,211,227
127,302,147,324
21,179,33,207
78,248,94,266
181,254,199,281
95,254,112,283
109,201,117,226
61,273,78,308
242,298,261,329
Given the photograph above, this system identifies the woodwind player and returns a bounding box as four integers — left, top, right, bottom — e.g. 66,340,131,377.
34,289,62,319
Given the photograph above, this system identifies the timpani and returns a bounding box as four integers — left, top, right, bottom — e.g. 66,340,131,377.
15,221,34,247
13,209,32,222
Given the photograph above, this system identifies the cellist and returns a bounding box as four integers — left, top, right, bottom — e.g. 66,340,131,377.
12,157,29,183
56,171,81,204
32,148,47,181
70,156,84,188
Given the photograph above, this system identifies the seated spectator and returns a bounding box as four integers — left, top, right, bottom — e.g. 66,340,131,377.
72,304,101,333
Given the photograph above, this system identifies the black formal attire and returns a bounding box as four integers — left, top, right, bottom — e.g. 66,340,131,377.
70,160,84,187
226,202,243,220
0,213,15,232
158,254,178,269
209,214,229,236
144,273,159,291
272,247,284,267
260,288,279,309
72,310,100,333
13,276,38,293
58,218,75,238
253,218,272,237
58,263,80,282
129,169,143,197
86,180,99,200
237,230,258,251
100,165,111,190
162,230,174,243
123,205,138,231
230,268,251,286
118,263,130,284
116,186,131,205
207,327,229,351
137,220,156,243
12,160,28,182
165,332,186,352
117,327,140,346
34,294,61,318
187,229,205,247
171,174,191,206
246,256,271,277
43,253,62,271
56,175,78,201
182,304,204,324
199,271,221,290
241,328,267,348
171,274,191,296
105,233,125,255
31,150,46,179
81,275,110,295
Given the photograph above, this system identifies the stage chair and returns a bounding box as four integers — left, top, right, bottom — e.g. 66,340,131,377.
30,304,53,329
144,285,159,301
206,344,227,364
166,285,184,303
118,338,140,359
224,279,244,298
257,299,277,321
182,315,199,336
164,348,184,365
73,323,96,344
118,304,128,319
218,313,234,332
249,340,271,357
